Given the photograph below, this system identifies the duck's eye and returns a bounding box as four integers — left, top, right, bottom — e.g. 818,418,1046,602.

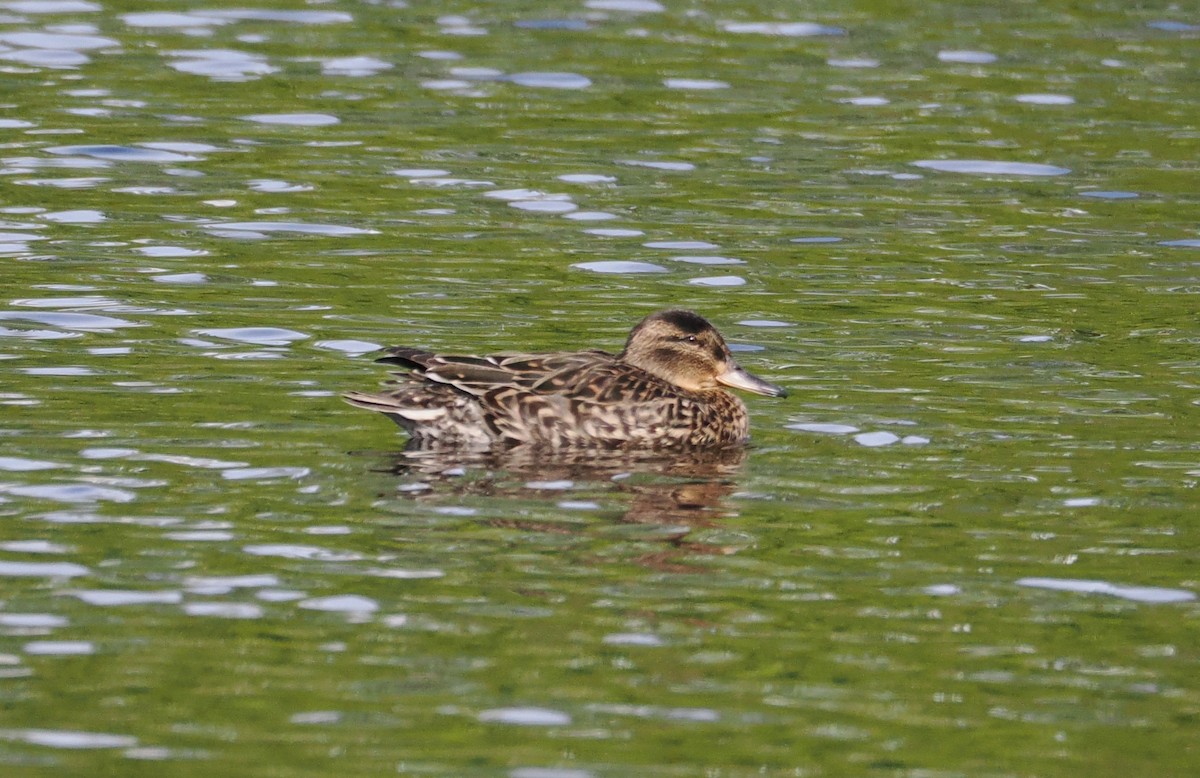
683,334,699,344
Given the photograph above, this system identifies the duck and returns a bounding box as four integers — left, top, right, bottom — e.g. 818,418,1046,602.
343,309,787,449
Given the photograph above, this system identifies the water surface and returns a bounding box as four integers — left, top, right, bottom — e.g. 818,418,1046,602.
0,1,1197,775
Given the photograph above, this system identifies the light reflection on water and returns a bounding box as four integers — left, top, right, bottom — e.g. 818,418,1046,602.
0,0,1196,774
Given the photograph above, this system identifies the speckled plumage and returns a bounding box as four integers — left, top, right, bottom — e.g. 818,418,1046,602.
343,310,787,449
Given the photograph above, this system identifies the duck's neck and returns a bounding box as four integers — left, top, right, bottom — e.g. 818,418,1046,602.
620,347,703,393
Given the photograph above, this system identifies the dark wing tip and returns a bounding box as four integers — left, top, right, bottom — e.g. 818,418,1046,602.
374,347,433,368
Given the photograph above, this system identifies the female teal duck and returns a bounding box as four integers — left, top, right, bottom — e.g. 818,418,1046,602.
344,309,787,448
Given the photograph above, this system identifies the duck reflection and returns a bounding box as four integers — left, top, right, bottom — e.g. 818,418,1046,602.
373,444,750,571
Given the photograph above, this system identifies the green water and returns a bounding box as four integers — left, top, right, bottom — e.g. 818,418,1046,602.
1,1,1197,775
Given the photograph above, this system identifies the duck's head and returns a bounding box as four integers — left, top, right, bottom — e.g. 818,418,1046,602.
620,310,788,398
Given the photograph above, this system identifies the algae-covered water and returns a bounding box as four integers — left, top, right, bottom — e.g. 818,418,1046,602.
1,1,1197,775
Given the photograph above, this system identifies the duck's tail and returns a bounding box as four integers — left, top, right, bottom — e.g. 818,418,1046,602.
342,391,447,430
343,389,494,447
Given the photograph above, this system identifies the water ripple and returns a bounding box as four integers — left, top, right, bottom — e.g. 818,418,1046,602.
509,72,591,89
0,613,68,627
203,221,375,236
72,590,182,606
938,50,998,63
511,200,577,213
0,31,117,50
619,159,695,171
42,209,106,223
122,12,231,28
644,240,718,249
221,466,311,480
365,567,445,580
664,78,729,90
135,245,209,257
485,188,566,201
183,602,264,619
24,640,94,655
199,9,351,24
1016,578,1195,604
195,327,308,346
165,531,233,542
298,595,379,614
563,211,617,221
670,255,743,266
322,56,393,77
184,574,280,593
557,173,616,184
0,540,70,553
242,544,363,562
45,145,201,163
0,48,90,68
2,1,100,12
828,57,879,68
0,457,61,472
602,633,666,646
0,729,137,749
689,275,745,287
478,707,571,726
151,272,207,284
241,113,340,127
0,560,89,577
1016,93,1075,105
912,160,1071,176
140,453,249,469
788,422,860,435
572,261,668,274
585,228,643,237
854,431,911,447
167,49,277,81
585,0,664,11
721,21,844,37
3,156,109,171
4,484,137,503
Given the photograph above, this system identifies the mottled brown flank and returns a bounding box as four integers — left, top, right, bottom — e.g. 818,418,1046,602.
344,310,783,449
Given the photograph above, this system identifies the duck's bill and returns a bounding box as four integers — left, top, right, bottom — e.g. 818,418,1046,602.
717,364,789,398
